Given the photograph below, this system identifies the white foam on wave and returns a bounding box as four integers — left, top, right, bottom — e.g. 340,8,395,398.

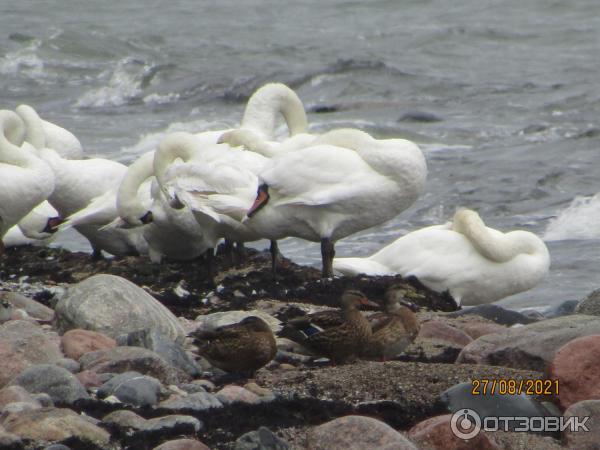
75,57,152,108
143,92,180,105
0,39,45,77
543,193,600,241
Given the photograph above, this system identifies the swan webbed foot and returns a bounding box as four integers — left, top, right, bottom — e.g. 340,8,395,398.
320,237,335,278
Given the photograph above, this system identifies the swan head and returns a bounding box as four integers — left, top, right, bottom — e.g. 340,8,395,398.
41,216,64,235
0,110,26,147
217,128,266,152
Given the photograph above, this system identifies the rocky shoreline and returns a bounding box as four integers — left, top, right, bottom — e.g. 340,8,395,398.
0,245,599,450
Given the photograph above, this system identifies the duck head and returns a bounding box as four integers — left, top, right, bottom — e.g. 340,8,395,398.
384,285,420,313
238,316,273,333
340,289,379,310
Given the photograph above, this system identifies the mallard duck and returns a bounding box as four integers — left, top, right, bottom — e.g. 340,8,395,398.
192,316,276,376
280,290,378,364
361,286,420,361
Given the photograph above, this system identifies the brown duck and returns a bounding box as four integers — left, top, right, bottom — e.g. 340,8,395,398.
361,285,420,361
192,316,277,376
280,289,378,364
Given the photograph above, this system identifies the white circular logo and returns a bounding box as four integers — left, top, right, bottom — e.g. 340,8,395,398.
450,408,482,440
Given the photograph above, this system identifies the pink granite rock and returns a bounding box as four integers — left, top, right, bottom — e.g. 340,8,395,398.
1,407,110,445
0,386,39,408
61,329,116,361
408,414,500,450
547,334,600,409
419,320,473,347
306,415,418,450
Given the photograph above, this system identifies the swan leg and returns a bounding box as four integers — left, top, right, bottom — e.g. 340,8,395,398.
204,248,216,286
0,239,4,257
235,241,246,264
320,238,335,278
269,240,279,275
223,239,235,266
91,247,104,260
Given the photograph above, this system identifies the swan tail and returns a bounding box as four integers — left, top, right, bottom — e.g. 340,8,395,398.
332,257,396,276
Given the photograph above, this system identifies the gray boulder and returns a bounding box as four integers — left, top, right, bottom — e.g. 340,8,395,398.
10,364,89,404
118,329,200,377
235,426,290,450
55,274,185,343
98,371,163,407
0,292,55,322
80,346,187,385
457,314,600,370
575,288,600,316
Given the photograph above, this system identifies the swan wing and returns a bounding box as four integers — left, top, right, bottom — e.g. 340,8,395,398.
332,257,396,276
60,189,118,229
262,145,379,206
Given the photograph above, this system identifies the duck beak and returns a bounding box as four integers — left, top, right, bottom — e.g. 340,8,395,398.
400,300,420,312
43,216,64,234
359,297,380,309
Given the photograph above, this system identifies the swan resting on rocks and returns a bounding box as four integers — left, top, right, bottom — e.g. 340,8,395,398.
333,209,550,305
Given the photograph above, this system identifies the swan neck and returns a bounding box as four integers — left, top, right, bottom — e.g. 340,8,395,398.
241,84,307,139
153,132,198,185
15,105,46,149
0,110,31,167
453,211,518,263
118,151,155,221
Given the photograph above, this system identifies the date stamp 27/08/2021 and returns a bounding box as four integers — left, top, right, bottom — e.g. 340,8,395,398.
471,378,559,396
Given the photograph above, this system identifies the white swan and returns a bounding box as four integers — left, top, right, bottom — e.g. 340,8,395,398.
15,104,142,257
153,132,265,253
0,110,55,251
333,209,551,306
243,128,427,277
3,201,61,247
114,150,209,262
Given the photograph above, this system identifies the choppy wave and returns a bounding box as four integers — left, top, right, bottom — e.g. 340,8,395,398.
543,193,600,241
0,38,45,78
75,58,162,108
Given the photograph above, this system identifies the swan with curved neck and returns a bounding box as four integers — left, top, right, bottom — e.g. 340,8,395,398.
240,82,308,139
0,110,55,247
218,83,312,157
333,209,550,305
242,127,427,277
3,201,61,247
15,104,144,258
116,150,209,262
153,132,264,256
